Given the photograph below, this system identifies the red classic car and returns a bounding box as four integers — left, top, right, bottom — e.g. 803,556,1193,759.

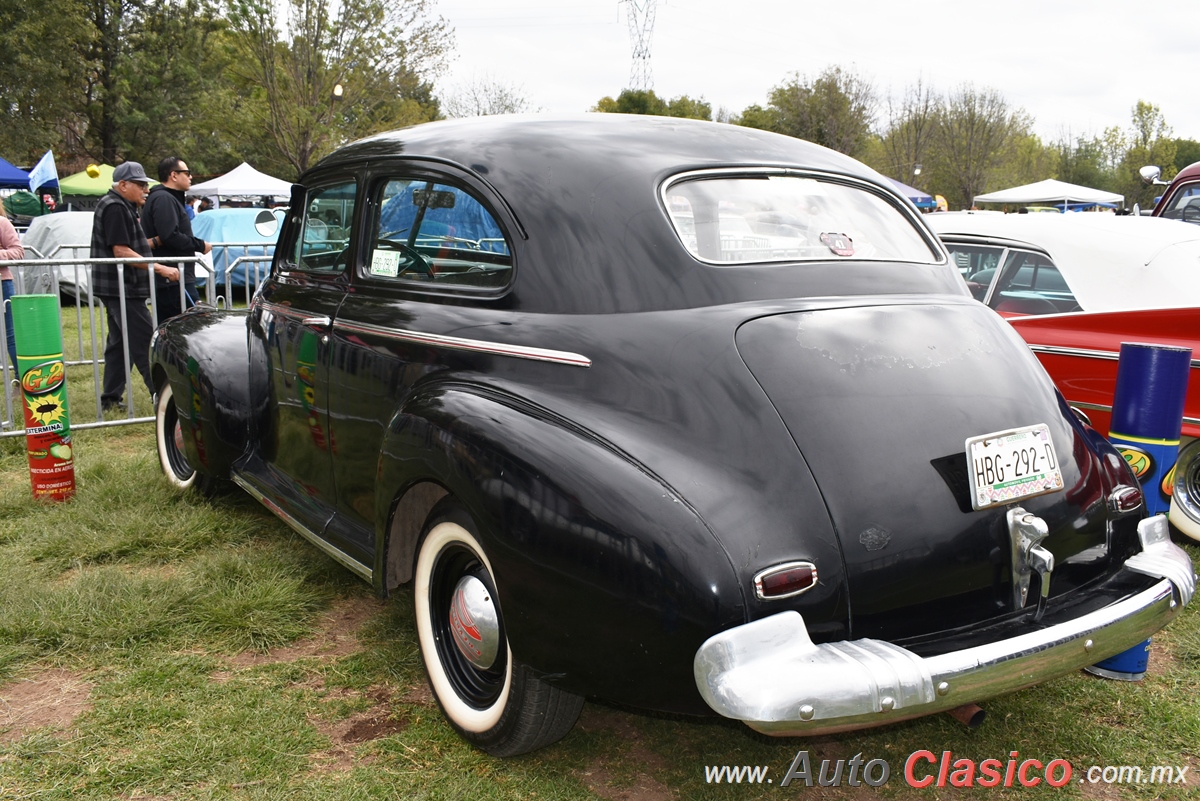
927,212,1200,538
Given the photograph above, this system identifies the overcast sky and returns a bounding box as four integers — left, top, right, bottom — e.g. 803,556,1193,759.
434,0,1198,148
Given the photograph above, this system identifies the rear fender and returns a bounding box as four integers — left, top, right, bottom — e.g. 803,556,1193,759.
150,309,251,480
375,383,745,713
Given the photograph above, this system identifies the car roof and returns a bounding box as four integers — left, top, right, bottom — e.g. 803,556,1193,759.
927,211,1200,312
315,113,883,187
300,115,962,315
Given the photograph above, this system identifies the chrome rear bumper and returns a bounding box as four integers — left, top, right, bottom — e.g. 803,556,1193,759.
694,516,1195,736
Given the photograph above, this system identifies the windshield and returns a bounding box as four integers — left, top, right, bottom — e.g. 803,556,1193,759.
663,173,940,264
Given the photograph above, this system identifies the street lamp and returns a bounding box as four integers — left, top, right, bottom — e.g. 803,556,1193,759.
912,163,922,186
332,83,344,99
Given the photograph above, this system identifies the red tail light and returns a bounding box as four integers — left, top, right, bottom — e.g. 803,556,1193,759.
1108,485,1144,514
754,561,818,600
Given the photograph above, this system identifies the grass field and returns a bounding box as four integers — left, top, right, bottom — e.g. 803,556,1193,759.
0,424,1198,800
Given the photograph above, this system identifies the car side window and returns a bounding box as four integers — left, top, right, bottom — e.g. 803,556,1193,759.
292,181,357,274
990,249,1078,314
365,178,512,289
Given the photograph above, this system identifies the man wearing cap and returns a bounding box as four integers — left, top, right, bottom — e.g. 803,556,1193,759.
90,161,180,411
142,156,212,321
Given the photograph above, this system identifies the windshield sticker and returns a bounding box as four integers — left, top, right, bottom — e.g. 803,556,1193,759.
370,249,402,277
820,232,855,256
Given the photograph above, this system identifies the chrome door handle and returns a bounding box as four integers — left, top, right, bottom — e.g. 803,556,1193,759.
301,315,331,327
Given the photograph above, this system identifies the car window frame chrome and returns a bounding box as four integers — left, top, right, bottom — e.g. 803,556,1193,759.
659,166,949,267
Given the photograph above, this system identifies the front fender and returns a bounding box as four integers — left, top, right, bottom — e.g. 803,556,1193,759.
150,308,251,480
376,383,745,715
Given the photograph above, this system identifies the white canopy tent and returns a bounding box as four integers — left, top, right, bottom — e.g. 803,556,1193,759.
973,179,1123,208
186,162,292,199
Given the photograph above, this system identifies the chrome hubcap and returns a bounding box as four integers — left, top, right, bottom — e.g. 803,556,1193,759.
449,575,500,669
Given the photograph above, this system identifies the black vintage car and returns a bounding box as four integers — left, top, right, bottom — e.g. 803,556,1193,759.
150,115,1194,756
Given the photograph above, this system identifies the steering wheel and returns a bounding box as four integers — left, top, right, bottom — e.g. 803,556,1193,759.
1182,204,1200,223
376,238,431,274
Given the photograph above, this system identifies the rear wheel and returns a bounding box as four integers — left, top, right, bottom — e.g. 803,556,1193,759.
414,500,583,756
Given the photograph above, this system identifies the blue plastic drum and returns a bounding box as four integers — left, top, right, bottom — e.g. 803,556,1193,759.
1085,639,1151,682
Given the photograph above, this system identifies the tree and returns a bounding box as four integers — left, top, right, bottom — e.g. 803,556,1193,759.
737,66,877,158
442,73,537,118
1119,101,1176,208
931,84,1031,209
0,0,91,164
876,78,938,189
1173,138,1200,172
227,0,453,178
1053,132,1113,191
592,89,711,120
116,1,232,170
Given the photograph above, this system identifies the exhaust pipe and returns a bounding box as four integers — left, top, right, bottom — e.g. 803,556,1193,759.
947,703,986,730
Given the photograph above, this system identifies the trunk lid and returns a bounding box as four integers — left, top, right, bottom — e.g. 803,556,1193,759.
735,300,1113,640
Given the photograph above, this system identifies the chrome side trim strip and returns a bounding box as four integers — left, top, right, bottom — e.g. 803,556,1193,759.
333,318,592,368
1029,344,1119,361
1065,402,1199,428
232,473,374,581
1030,344,1200,369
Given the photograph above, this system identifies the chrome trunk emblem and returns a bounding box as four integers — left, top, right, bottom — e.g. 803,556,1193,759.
1008,507,1054,620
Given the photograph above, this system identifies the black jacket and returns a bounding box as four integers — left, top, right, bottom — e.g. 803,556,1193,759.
142,184,205,288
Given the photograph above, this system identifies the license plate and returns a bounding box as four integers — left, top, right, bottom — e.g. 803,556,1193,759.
965,424,1064,510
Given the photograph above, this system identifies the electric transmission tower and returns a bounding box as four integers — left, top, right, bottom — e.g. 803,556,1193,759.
623,0,657,91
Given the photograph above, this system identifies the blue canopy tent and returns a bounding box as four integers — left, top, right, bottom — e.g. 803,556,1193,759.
887,177,936,210
0,157,31,188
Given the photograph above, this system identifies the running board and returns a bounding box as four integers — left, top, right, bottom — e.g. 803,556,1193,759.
231,473,374,582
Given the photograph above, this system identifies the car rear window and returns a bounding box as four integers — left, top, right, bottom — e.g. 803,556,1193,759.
662,173,940,264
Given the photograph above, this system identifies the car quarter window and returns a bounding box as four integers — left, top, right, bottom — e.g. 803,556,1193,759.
364,178,512,289
662,173,940,264
292,181,357,275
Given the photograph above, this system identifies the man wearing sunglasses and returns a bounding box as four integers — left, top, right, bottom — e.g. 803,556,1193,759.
143,156,212,321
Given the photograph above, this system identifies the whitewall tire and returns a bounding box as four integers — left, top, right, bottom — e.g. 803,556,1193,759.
156,384,197,491
414,500,584,756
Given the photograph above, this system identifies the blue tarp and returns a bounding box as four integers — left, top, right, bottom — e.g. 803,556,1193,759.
887,177,937,209
1054,202,1119,212
192,208,283,289
0,157,30,189
379,184,506,253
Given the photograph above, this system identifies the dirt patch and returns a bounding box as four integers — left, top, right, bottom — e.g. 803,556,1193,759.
307,686,407,773
0,668,93,743
225,595,378,669
580,762,676,801
576,705,676,800
576,704,645,742
397,682,434,707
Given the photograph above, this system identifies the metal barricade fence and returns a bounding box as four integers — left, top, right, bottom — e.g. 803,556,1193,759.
2,248,274,437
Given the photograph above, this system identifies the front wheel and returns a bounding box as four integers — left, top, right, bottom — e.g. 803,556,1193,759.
155,383,219,495
414,500,583,756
